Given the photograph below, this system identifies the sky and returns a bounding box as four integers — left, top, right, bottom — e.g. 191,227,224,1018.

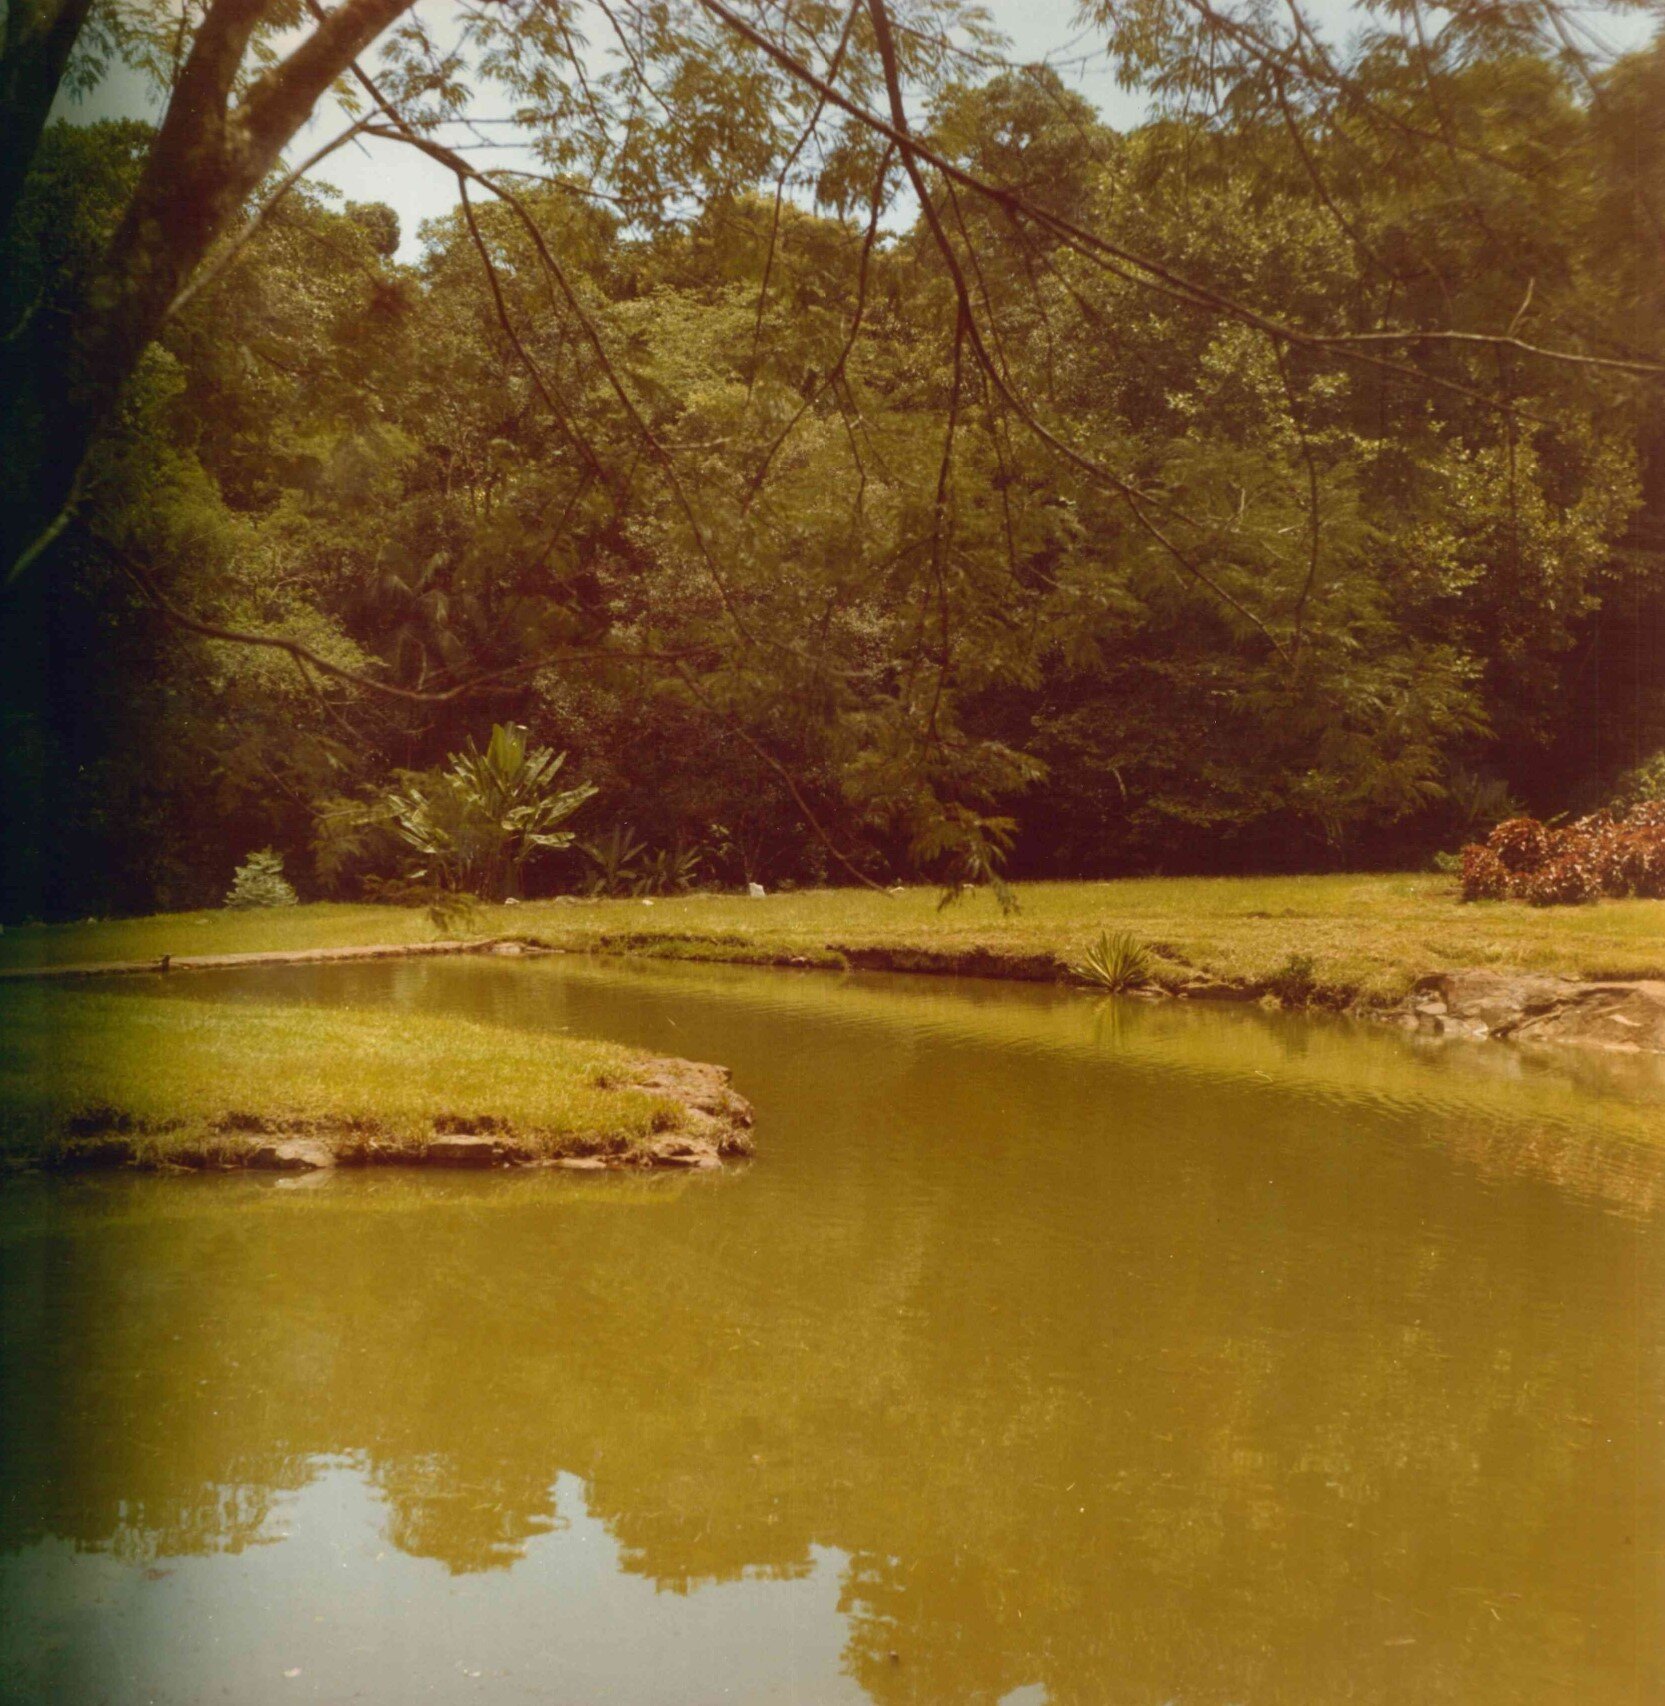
57,0,1141,258
290,0,1142,256
56,0,1659,262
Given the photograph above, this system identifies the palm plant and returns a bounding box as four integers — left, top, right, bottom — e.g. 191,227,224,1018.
635,841,703,897
388,724,596,901
579,824,649,897
1446,766,1523,840
1070,929,1153,993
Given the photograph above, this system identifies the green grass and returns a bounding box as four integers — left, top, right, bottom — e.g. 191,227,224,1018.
5,874,1664,1005
0,986,681,1166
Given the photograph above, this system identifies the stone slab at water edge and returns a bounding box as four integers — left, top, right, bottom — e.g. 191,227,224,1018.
1403,971,1665,1053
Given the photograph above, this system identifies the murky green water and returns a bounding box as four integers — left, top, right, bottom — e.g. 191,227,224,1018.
3,957,1663,1704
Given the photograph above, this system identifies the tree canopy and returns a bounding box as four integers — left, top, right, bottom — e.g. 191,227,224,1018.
2,0,1662,916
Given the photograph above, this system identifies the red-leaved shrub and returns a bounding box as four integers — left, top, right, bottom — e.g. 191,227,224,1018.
1517,853,1601,907
1456,799,1665,906
1459,843,1508,901
1627,837,1665,899
1487,816,1551,873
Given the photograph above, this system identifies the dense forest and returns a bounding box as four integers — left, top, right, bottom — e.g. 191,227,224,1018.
3,0,1663,918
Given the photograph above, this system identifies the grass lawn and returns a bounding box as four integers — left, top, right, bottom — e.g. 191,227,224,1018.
0,985,687,1167
3,874,1663,1005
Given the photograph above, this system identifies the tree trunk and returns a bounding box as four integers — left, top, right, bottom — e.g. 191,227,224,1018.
0,0,95,254
2,0,418,584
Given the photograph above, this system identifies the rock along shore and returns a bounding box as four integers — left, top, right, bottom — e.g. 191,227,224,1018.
1392,970,1665,1055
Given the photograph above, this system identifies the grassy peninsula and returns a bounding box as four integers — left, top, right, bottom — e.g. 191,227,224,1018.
4,875,1664,1008
0,986,751,1171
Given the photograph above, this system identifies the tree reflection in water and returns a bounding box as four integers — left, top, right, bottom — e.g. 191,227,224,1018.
1,957,1661,1704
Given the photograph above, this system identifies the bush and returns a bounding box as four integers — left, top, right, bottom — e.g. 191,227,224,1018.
1459,843,1508,900
1456,800,1665,906
1516,853,1600,907
1614,752,1665,810
1445,767,1522,840
225,849,298,909
382,725,597,902
1617,833,1665,899
1487,817,1552,874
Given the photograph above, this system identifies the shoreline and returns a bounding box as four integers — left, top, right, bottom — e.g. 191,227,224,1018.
5,931,1663,1058
0,980,757,1178
3,1051,755,1177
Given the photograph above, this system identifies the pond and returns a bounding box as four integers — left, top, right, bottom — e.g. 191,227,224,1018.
2,956,1662,1704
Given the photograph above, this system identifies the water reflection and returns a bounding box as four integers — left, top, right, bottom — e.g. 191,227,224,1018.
1,1466,866,1706
1,957,1662,1703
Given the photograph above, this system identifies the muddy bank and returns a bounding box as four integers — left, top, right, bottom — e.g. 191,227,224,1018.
9,1055,754,1177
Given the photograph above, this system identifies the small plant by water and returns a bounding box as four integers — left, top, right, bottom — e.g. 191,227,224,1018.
1070,930,1153,992
1267,951,1319,1004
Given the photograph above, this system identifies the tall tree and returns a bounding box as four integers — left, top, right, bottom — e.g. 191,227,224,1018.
2,0,421,584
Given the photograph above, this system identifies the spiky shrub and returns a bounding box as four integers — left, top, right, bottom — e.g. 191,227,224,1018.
635,842,703,897
224,849,298,909
1070,930,1153,993
579,824,648,897
1445,767,1522,840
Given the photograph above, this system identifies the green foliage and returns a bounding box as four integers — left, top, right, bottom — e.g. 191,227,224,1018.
425,890,483,937
636,841,704,897
386,725,596,902
1070,930,1153,993
9,17,1665,922
1445,768,1524,842
580,825,650,898
921,808,1020,915
1266,953,1320,1005
223,849,297,910
1615,753,1665,810
579,828,704,897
